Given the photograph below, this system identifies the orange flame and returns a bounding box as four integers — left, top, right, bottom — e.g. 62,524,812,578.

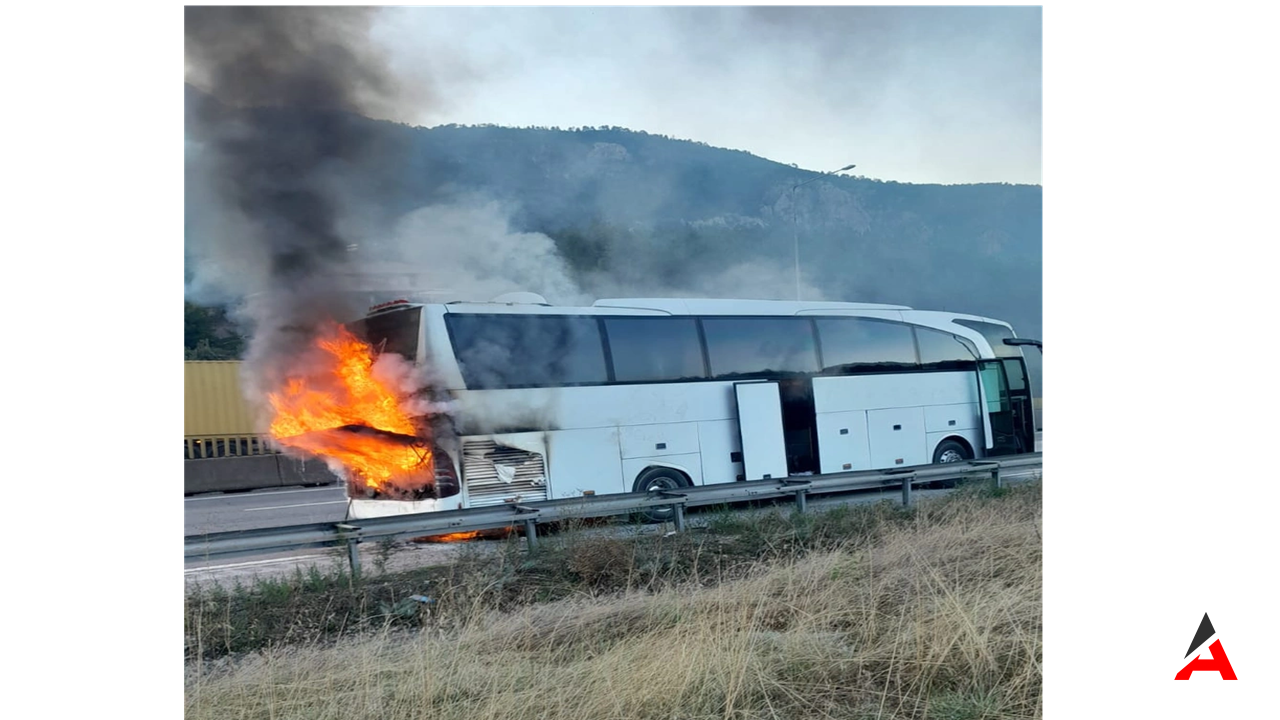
414,528,512,543
267,322,433,496
421,531,483,543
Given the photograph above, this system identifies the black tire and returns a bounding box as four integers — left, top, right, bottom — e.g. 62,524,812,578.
930,439,972,488
932,439,972,464
632,467,689,524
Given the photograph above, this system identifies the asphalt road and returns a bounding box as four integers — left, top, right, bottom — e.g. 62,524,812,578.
184,485,350,536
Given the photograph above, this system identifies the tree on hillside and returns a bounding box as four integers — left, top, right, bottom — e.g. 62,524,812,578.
184,301,246,360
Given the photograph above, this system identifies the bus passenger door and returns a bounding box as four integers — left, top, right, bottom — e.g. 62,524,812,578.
978,360,1021,456
733,381,790,480
1001,358,1036,455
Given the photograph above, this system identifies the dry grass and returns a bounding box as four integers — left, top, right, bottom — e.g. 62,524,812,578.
186,483,1041,719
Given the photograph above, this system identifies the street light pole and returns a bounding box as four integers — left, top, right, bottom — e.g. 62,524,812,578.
791,163,856,300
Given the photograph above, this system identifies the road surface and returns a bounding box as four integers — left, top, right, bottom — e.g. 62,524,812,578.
184,485,350,536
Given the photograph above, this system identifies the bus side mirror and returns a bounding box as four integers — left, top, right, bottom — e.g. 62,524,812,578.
1003,338,1042,352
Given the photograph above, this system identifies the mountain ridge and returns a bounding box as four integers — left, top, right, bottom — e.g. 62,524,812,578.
184,84,1041,379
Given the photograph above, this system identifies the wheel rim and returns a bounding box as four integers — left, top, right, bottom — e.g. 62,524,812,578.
938,449,963,463
643,475,681,519
646,476,680,492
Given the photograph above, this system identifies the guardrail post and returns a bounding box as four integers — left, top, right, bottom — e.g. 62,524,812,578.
523,518,538,552
781,479,810,514
673,502,686,532
901,475,913,507
968,461,1002,493
346,538,361,577
337,523,361,578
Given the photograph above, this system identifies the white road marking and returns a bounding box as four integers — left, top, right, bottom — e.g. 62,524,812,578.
184,555,321,574
243,500,349,512
184,485,341,502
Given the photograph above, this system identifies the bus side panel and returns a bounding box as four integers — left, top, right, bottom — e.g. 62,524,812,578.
867,407,928,467
813,372,978,413
622,453,704,488
697,419,743,486
547,428,626,498
453,384,736,434
923,403,982,433
926,429,985,461
619,422,700,459
815,410,872,474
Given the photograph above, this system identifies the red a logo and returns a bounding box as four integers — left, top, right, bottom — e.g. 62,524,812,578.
1175,614,1237,680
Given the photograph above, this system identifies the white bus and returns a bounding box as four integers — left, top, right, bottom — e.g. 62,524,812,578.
346,294,1039,520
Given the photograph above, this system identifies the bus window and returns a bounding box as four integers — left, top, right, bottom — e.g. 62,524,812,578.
815,317,916,372
603,317,706,382
350,307,422,361
953,319,1022,359
979,363,1010,413
446,314,608,389
916,327,977,370
1001,358,1027,392
702,317,819,378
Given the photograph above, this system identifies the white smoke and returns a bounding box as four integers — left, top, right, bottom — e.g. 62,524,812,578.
583,257,826,303
371,351,457,417
360,196,591,305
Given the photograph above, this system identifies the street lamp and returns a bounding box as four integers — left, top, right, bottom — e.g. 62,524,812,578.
791,163,856,300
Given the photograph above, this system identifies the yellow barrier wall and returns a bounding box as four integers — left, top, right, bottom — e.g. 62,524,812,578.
184,361,258,437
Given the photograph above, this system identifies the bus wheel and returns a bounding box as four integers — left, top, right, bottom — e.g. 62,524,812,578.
931,439,971,487
632,467,689,524
933,439,971,464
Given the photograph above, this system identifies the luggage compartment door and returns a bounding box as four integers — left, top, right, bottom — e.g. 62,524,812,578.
734,381,789,480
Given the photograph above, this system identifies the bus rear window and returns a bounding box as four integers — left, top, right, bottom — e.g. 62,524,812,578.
349,307,422,361
446,314,608,389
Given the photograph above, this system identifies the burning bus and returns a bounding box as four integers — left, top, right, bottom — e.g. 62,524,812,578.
264,293,1037,522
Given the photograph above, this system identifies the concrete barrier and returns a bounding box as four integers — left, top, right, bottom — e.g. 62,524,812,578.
278,456,342,487
184,455,340,496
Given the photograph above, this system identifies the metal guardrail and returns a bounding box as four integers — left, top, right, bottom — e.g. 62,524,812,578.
184,453,1042,574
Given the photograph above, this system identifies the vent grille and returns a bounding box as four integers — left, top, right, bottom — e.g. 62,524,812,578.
462,440,548,507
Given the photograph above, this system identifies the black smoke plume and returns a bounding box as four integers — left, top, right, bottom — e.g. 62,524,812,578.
184,7,410,402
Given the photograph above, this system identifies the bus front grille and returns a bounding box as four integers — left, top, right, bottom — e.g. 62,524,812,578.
461,440,548,507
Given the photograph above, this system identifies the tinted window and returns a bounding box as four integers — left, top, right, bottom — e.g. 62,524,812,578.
702,317,819,378
604,317,706,382
1001,358,1027,392
916,327,978,369
953,319,1021,358
447,314,608,388
816,317,916,371
979,363,1010,412
350,307,422,361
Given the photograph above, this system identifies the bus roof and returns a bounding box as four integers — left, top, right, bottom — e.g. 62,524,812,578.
591,298,913,314
422,297,913,316
367,296,1012,333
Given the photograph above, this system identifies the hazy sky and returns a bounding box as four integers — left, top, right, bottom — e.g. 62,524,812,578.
369,6,1042,185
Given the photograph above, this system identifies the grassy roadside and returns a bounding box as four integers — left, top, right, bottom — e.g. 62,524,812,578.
186,481,1041,719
